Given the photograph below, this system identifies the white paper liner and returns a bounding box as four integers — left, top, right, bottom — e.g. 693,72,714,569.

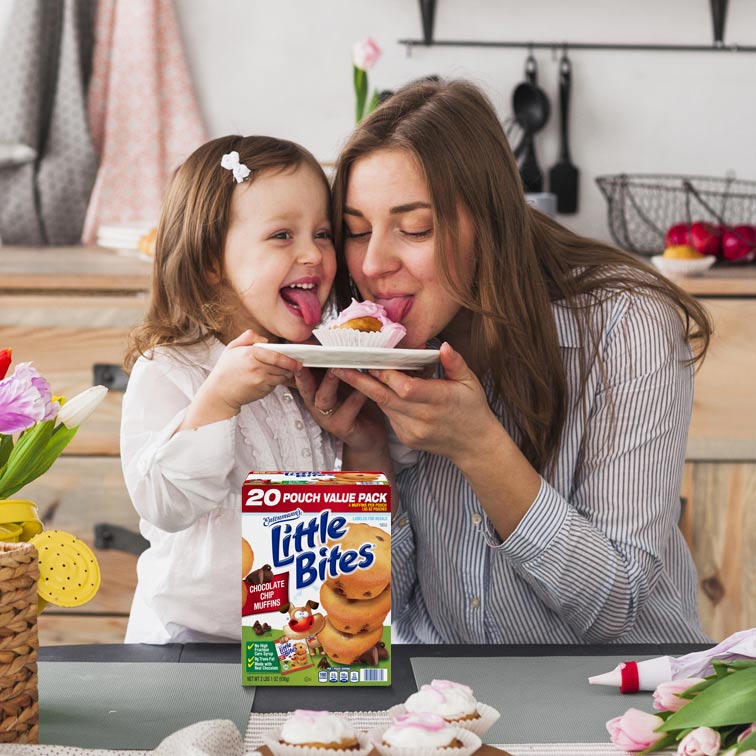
261,729,372,756
368,725,481,756
651,255,716,278
313,325,405,349
386,704,500,738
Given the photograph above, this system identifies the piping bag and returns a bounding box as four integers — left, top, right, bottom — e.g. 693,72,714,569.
588,627,756,693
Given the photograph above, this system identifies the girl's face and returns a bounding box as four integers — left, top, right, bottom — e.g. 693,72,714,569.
343,148,473,349
222,164,336,343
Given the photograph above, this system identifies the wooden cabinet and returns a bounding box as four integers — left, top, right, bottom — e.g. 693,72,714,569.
0,247,151,645
680,462,756,640
679,281,756,640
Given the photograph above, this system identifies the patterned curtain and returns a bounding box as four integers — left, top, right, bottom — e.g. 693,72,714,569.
0,0,98,245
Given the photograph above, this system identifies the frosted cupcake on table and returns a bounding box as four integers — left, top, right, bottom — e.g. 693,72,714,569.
313,299,406,348
262,709,372,756
389,680,500,737
370,712,481,756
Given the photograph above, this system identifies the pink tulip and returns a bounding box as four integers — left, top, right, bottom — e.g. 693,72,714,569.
677,726,720,755
606,708,665,752
0,362,58,434
353,36,381,70
738,724,756,743
653,678,705,712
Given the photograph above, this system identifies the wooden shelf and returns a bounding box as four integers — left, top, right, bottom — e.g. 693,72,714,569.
1,246,152,293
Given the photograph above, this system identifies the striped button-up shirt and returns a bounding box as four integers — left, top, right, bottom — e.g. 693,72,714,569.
392,291,710,644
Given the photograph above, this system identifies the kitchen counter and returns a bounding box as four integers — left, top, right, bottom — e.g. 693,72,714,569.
659,262,756,297
35,641,711,752
2,245,756,296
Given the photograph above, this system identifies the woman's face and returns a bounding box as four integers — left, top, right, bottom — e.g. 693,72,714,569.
343,148,472,348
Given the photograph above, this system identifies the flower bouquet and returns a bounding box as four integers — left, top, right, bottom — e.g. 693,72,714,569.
353,36,382,123
608,659,756,755
0,347,108,611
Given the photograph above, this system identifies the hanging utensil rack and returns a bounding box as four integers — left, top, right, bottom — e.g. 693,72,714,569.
404,0,755,54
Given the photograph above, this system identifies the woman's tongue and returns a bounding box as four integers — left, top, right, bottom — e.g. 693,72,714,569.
379,296,412,324
280,287,322,326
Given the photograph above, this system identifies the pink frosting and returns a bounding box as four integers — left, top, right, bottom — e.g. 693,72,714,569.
392,713,447,731
333,298,398,328
294,709,330,721
430,679,474,695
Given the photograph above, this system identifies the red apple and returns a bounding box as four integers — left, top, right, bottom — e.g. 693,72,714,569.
664,223,691,247
690,221,723,256
722,225,756,262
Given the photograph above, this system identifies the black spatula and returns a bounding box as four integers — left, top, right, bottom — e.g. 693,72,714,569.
548,51,579,213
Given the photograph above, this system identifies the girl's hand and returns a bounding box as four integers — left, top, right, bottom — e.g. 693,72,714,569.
295,367,387,453
330,342,500,465
202,329,302,414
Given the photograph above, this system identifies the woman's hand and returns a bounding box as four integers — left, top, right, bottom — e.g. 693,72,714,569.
295,366,387,454
180,329,301,431
330,342,501,465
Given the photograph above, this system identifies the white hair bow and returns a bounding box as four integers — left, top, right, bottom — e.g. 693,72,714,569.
220,151,251,183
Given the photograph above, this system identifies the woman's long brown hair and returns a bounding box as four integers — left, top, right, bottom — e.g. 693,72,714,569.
332,79,712,474
124,135,328,371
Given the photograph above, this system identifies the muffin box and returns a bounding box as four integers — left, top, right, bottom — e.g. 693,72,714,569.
242,471,391,686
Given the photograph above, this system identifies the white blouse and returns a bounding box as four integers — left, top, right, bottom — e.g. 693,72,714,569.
120,338,339,644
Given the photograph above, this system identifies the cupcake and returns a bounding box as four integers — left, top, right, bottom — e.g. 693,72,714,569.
262,710,371,756
389,680,500,738
313,299,406,348
370,712,481,756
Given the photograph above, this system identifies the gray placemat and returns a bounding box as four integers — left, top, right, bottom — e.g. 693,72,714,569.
38,662,255,750
411,656,655,744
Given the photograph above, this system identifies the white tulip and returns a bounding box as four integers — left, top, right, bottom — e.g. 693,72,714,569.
57,385,108,428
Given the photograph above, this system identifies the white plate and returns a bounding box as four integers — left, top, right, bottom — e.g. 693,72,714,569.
651,255,716,277
255,343,440,370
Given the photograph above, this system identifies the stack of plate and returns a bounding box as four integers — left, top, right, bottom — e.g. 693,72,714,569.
96,223,154,257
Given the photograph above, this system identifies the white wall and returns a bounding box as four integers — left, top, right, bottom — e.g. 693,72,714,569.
3,0,756,242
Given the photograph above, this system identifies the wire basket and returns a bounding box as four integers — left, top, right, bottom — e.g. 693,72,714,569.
595,174,756,255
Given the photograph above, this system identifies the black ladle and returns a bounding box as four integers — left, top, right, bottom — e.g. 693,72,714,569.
512,54,550,191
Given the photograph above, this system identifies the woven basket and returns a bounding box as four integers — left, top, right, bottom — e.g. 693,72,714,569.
0,541,39,744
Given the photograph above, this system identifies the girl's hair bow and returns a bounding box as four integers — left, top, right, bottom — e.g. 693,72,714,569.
220,151,251,183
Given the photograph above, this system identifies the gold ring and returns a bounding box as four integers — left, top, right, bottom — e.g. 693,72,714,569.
318,406,337,417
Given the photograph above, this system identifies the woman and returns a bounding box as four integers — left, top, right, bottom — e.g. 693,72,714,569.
297,78,712,645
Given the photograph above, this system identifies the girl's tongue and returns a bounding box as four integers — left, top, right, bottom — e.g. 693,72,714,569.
280,286,322,326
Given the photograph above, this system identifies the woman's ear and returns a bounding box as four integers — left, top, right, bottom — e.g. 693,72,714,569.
206,263,222,285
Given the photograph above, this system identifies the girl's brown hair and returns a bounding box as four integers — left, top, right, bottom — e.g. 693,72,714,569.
125,135,328,371
332,79,712,474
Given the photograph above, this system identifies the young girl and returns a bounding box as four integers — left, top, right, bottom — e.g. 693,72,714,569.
121,135,388,644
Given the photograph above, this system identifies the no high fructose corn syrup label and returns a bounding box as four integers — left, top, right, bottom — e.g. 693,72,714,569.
241,472,391,686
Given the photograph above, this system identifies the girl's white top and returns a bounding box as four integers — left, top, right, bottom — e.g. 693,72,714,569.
280,711,356,745
404,680,478,719
120,338,339,643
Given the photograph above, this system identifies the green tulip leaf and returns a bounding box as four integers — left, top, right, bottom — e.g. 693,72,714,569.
0,420,54,499
354,65,367,123
365,88,381,117
19,425,78,489
0,434,12,469
660,665,756,731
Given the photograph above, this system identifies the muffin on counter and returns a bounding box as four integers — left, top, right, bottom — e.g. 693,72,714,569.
389,679,500,737
263,709,371,755
370,712,481,756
